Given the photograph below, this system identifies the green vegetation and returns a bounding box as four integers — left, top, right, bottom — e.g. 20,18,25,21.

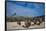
6,16,45,22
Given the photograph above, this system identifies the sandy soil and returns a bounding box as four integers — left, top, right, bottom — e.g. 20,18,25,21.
7,21,45,30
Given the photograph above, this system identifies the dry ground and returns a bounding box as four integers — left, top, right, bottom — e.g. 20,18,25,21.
7,21,45,30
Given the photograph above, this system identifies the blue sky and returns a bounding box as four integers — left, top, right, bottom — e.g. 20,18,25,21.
7,1,45,16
